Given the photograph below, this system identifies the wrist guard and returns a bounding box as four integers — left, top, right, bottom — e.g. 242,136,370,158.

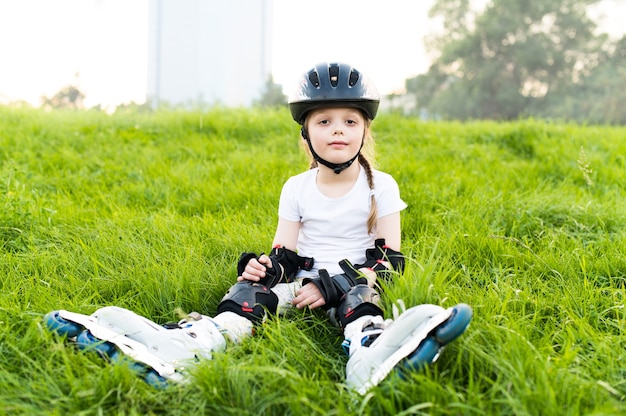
353,238,405,279
237,246,314,288
302,259,368,307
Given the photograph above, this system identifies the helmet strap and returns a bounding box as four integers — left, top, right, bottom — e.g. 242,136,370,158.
300,127,362,174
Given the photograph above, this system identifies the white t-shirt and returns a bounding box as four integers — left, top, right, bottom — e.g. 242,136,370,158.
278,166,407,277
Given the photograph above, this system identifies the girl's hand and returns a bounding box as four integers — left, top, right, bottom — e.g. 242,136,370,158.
358,266,380,288
292,282,326,309
237,254,272,282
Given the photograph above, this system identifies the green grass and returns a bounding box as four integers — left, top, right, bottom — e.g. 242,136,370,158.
1,106,625,415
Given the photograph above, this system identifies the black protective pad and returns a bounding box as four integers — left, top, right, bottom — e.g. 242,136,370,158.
237,247,314,288
336,285,384,328
217,281,279,323
354,238,405,279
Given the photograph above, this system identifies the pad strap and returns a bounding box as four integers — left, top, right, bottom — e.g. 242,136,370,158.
353,238,405,279
237,246,314,288
302,260,367,307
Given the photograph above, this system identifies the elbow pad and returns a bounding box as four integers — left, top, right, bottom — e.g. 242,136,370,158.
237,246,314,288
353,238,405,279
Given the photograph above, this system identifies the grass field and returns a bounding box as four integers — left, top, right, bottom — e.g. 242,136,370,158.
1,106,625,415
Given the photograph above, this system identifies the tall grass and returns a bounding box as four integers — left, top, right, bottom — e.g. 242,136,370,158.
0,106,625,415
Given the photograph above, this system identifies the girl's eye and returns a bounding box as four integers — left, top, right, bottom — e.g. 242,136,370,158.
319,119,330,125
346,120,357,125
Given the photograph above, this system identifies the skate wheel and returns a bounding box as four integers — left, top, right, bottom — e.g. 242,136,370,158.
145,369,168,389
107,349,124,364
106,351,149,375
435,303,472,344
75,330,116,358
123,361,168,389
402,336,440,372
126,361,149,375
44,311,83,338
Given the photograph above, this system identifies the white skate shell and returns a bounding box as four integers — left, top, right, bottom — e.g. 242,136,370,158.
345,303,470,395
56,306,226,383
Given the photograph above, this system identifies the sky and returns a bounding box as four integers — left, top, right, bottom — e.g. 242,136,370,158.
271,0,438,98
0,0,622,110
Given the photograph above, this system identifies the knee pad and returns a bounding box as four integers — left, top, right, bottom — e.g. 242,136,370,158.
216,281,279,323
337,285,384,328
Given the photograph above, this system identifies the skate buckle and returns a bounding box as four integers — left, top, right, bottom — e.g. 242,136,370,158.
341,339,351,356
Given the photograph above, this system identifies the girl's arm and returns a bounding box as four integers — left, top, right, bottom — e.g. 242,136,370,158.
375,212,402,251
271,217,301,251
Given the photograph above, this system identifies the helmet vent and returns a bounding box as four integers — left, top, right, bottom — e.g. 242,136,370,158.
329,63,340,87
348,69,360,87
308,71,320,87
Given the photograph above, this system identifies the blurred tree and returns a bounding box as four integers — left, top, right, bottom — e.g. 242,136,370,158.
408,0,610,121
41,84,86,110
114,100,153,114
542,34,626,124
254,75,287,108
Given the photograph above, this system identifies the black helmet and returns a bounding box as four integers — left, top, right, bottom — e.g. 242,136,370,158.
288,62,380,124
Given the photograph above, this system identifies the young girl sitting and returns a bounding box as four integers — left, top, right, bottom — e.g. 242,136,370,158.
212,62,472,394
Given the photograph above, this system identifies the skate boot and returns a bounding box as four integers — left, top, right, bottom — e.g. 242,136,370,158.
44,306,230,386
344,302,472,395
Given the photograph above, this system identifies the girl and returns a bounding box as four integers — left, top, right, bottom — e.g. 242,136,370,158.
45,62,471,395
212,62,472,394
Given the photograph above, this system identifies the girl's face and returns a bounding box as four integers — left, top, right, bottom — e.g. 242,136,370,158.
305,107,367,165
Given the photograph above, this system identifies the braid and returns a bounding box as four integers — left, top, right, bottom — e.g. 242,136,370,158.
359,153,378,234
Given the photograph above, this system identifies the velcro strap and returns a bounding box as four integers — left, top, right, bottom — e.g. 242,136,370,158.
303,267,365,307
339,259,368,285
269,246,315,282
355,258,387,271
238,247,315,288
332,272,359,294
355,238,405,277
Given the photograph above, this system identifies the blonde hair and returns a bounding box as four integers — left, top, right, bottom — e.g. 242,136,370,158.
300,118,379,234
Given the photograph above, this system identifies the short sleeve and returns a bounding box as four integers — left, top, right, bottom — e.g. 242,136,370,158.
278,176,302,222
374,171,407,218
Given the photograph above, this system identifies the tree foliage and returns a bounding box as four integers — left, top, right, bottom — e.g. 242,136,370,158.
542,34,626,124
254,75,287,108
408,0,623,123
41,84,86,110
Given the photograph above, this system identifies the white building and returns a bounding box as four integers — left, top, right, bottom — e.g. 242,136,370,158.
148,0,273,108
